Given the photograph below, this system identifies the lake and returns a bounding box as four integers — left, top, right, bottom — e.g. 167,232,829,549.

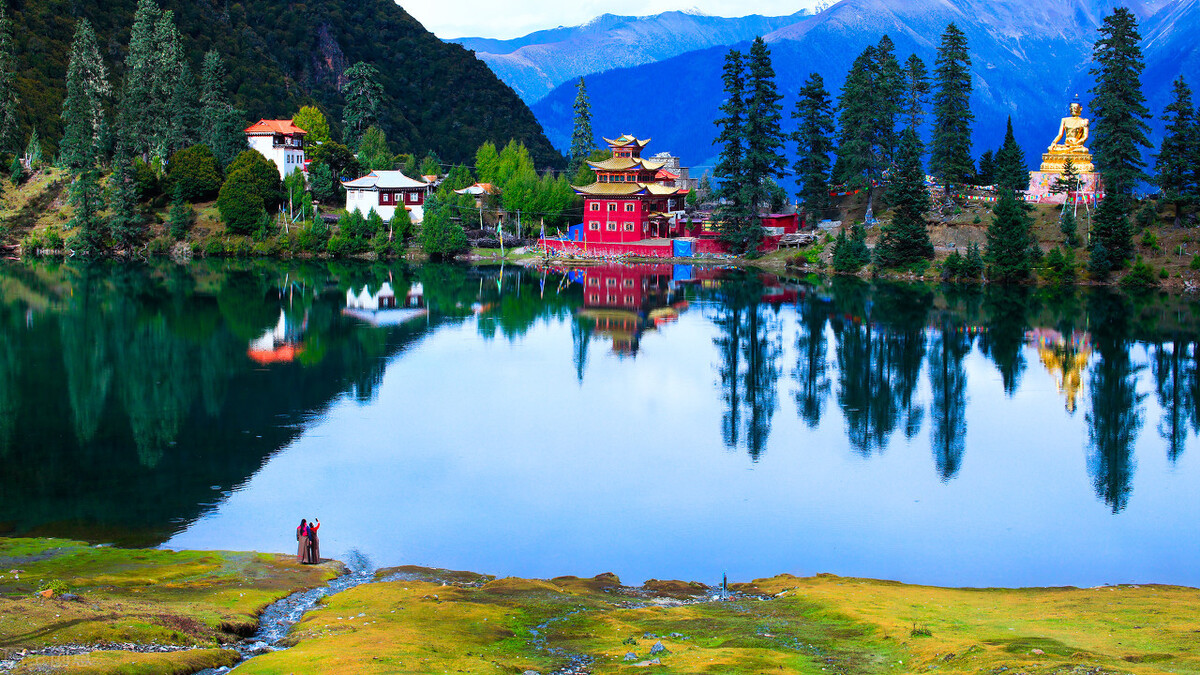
0,259,1197,588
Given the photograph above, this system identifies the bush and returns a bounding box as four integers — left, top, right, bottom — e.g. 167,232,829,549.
1042,246,1078,285
226,149,281,209
9,156,22,185
202,237,225,257
133,157,161,201
218,169,268,235
20,231,44,255
371,231,393,257
37,579,70,595
146,236,172,257
168,145,223,201
420,194,469,260
1120,258,1159,289
327,234,368,257
1191,254,1200,270
44,229,64,252
296,222,330,253
941,251,963,280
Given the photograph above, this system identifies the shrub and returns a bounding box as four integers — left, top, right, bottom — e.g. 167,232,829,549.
146,236,172,257
226,149,281,209
133,157,161,200
1140,229,1159,252
1042,246,1077,285
44,229,64,252
202,237,225,257
371,231,393,257
1120,258,1159,289
9,156,22,185
1191,254,1200,270
942,251,963,280
168,145,223,201
296,222,329,253
420,194,469,260
217,169,268,235
37,579,69,595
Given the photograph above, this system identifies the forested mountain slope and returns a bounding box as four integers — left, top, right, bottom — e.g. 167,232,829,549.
8,0,561,166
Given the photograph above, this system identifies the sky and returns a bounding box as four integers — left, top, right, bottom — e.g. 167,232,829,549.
399,1,822,40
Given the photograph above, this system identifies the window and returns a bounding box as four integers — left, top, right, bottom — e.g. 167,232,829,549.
381,193,389,204
408,193,418,203
622,279,634,288
606,277,617,287
624,223,635,232
624,203,635,212
590,203,600,211
588,277,599,286
625,295,634,305
606,222,617,231
589,294,599,303
607,294,617,303
608,203,617,212
589,221,600,231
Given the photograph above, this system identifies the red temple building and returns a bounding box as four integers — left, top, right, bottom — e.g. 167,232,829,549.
575,135,687,243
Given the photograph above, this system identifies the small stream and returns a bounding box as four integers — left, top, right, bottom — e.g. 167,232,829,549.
202,549,376,673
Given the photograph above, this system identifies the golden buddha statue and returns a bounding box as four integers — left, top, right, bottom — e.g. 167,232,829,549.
1040,101,1094,173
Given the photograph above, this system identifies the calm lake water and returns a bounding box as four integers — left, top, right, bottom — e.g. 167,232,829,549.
0,259,1197,588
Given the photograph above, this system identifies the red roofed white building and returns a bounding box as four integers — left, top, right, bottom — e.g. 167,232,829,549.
245,119,307,179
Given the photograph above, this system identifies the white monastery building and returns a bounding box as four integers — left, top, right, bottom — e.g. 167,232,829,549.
342,171,429,223
244,119,307,178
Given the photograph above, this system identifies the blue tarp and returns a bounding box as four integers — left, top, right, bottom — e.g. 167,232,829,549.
672,238,694,258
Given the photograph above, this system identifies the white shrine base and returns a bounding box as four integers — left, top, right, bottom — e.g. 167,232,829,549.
1026,171,1103,205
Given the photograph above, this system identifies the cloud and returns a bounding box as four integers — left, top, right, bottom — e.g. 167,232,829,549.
398,0,818,39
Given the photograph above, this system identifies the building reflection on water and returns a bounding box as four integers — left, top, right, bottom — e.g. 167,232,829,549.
569,264,688,356
1027,327,1093,413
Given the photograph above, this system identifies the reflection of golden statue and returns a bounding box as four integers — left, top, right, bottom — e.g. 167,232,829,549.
1040,101,1094,173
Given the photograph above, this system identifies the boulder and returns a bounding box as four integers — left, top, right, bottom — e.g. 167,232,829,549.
650,641,666,655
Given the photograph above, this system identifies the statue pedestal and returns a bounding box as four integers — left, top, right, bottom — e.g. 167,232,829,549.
1040,149,1094,173
1026,171,1104,205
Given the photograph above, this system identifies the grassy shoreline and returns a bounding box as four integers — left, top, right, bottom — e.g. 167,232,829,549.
3,537,1197,674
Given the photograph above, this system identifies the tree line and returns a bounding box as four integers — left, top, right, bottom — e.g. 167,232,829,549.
711,8,1190,285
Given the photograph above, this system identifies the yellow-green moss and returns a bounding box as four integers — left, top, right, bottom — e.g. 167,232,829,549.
11,648,238,674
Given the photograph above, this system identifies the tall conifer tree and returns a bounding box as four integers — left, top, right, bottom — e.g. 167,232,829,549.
792,72,835,215
902,54,930,135
341,62,384,150
120,0,162,159
108,135,142,251
713,48,753,246
986,188,1033,282
835,47,878,191
1089,7,1150,205
69,170,106,254
0,0,17,154
931,23,974,189
1154,76,1195,226
992,117,1027,193
198,51,244,167
743,38,787,209
148,11,184,160
875,128,933,268
568,77,594,174
873,36,904,164
1089,189,1134,273
59,19,110,171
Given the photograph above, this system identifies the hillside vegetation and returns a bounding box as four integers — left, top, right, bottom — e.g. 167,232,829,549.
7,0,561,166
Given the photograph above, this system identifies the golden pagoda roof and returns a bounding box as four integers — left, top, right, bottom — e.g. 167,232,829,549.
571,182,685,197
587,156,667,172
603,134,651,148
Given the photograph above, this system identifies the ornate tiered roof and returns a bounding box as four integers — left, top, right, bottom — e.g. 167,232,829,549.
571,182,682,197
603,135,651,148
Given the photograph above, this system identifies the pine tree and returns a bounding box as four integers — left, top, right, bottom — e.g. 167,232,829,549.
792,72,835,216
1060,210,1080,247
25,128,42,168
167,60,198,155
976,150,995,186
148,10,184,161
1154,76,1195,226
568,77,594,174
0,0,17,154
875,128,933,268
168,183,192,239
902,54,930,135
931,23,975,190
198,51,244,167
1050,157,1082,197
341,62,384,150
743,38,787,214
873,35,904,164
1089,7,1150,205
992,117,1027,193
1090,191,1134,272
986,187,1033,282
835,47,876,190
60,19,111,171
713,48,754,248
832,223,870,273
120,0,162,160
108,138,143,251
69,170,107,254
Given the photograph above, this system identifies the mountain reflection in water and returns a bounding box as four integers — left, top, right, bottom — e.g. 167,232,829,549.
0,259,1196,587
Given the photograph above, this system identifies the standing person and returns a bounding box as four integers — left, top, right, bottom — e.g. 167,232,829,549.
296,519,309,563
306,518,320,564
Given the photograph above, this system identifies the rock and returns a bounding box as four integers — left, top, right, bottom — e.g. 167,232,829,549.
522,670,540,675
643,632,657,639
669,632,684,638
624,652,638,661
1031,648,1045,655
59,593,83,602
649,641,666,655
37,589,53,598
632,658,662,667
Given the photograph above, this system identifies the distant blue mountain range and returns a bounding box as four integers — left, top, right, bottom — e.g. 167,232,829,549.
453,0,1195,190
449,10,811,103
